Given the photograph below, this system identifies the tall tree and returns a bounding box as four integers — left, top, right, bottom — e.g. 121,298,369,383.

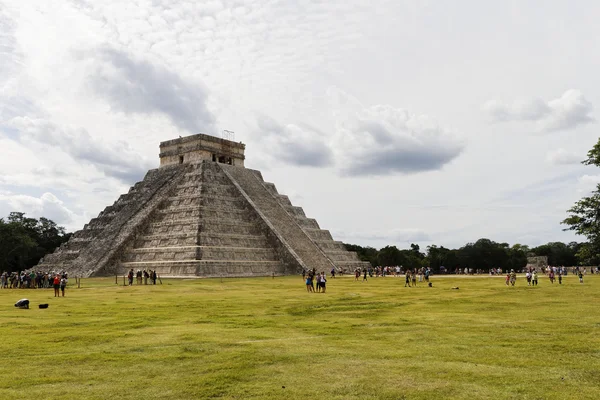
562,138,600,264
0,213,71,273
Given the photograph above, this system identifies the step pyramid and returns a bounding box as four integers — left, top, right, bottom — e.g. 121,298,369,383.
38,134,371,277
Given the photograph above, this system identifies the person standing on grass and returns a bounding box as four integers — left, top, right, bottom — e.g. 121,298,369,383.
510,269,517,286
355,269,360,281
53,274,61,297
363,268,368,282
331,268,335,279
579,271,584,284
405,271,411,287
549,269,555,284
505,273,510,286
411,271,417,287
128,269,134,286
558,271,563,284
306,275,313,292
526,270,532,286
60,276,67,297
531,270,538,286
315,273,321,293
321,272,327,293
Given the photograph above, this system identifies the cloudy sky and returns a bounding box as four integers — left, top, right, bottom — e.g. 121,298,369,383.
1,0,599,250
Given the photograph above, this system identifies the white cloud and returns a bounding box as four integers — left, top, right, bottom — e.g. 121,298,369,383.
7,116,152,183
483,90,594,132
1,0,598,250
254,116,333,167
83,47,216,134
329,89,464,176
546,148,581,165
0,192,76,225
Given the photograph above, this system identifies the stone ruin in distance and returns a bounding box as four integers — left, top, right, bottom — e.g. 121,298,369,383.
38,133,370,277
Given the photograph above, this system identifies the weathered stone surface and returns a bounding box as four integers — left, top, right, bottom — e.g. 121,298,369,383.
37,134,370,277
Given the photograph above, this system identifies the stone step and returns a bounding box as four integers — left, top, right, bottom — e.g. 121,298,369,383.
200,209,257,222
156,208,201,220
199,195,247,209
157,203,251,221
303,228,334,241
167,193,202,203
59,237,93,251
184,170,203,178
277,195,292,206
175,186,202,196
220,164,335,272
135,233,198,248
283,205,306,218
146,220,200,234
175,180,202,189
314,240,347,251
74,227,104,239
119,260,286,277
157,204,201,213
295,217,320,229
201,183,240,197
40,250,80,264
199,220,259,235
163,196,202,208
323,250,361,262
263,182,278,194
198,232,270,247
122,247,198,262
199,246,279,261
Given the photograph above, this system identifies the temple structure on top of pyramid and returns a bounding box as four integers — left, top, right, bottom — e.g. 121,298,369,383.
37,133,370,277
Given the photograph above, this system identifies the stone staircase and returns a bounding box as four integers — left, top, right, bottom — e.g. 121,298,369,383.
118,162,288,277
39,160,370,277
247,170,371,273
220,164,338,273
38,164,189,276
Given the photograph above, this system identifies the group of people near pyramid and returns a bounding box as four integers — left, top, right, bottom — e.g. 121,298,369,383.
303,268,327,293
1,270,68,297
127,269,159,285
505,265,593,286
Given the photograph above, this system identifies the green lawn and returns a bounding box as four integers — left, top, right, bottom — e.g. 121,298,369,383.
0,274,598,399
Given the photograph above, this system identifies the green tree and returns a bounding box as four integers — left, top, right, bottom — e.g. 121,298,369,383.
562,139,600,263
0,213,71,273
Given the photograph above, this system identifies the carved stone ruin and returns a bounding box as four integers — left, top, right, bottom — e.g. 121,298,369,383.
38,133,370,277
526,256,548,270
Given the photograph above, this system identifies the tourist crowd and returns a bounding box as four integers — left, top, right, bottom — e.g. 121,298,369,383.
0,270,68,289
127,269,159,285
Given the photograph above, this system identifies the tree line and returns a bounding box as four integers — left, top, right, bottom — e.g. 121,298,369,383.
0,212,71,273
344,240,587,272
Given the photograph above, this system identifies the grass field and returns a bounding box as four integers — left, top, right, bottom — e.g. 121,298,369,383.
0,274,599,400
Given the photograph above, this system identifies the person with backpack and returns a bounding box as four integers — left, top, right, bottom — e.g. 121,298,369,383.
53,274,61,297
60,276,67,297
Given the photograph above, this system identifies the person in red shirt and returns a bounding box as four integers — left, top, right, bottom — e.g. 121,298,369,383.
53,274,61,297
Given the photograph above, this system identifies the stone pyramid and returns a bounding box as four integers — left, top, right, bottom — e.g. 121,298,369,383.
38,134,370,277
